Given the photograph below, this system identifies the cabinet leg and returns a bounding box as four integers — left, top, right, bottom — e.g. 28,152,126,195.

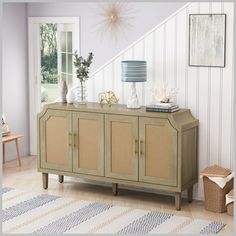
3,143,6,164
59,175,64,183
112,183,118,196
15,139,21,166
187,186,193,203
175,192,181,211
42,173,48,189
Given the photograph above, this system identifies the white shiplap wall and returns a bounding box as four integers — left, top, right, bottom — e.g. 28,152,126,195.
87,2,234,200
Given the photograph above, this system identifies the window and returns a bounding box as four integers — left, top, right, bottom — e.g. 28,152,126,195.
60,31,73,87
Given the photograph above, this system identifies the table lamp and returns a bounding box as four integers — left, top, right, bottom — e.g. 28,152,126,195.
121,60,147,109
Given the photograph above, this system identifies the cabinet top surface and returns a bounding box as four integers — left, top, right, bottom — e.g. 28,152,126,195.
39,102,198,130
41,102,186,116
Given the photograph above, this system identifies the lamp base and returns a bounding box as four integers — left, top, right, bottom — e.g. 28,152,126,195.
127,82,141,109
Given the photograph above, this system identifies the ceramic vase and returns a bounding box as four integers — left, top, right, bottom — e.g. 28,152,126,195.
60,80,68,103
66,89,75,104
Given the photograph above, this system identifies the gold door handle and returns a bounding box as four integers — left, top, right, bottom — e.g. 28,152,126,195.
140,140,144,156
133,139,138,156
73,133,77,147
68,132,72,147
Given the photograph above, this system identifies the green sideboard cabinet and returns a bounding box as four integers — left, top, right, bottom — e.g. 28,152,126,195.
38,102,198,210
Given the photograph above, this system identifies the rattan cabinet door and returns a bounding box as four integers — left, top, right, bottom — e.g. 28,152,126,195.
73,112,105,176
39,109,73,172
105,114,138,181
139,117,178,186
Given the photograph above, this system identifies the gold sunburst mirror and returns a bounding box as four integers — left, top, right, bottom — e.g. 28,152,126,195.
92,2,136,42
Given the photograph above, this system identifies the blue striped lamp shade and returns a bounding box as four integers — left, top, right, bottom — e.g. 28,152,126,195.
121,60,147,82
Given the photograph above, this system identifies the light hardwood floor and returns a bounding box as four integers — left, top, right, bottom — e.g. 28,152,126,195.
2,156,234,234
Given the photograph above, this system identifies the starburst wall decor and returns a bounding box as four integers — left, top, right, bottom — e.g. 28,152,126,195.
92,2,136,43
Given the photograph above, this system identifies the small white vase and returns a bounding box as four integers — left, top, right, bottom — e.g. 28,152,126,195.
66,89,75,104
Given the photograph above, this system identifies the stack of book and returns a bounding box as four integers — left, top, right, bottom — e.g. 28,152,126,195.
146,102,179,113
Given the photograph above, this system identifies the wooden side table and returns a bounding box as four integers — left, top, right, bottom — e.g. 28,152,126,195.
2,134,23,166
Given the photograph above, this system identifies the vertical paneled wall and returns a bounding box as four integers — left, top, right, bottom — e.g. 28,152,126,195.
87,2,234,200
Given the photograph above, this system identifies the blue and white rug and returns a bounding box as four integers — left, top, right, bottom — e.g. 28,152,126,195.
2,187,225,234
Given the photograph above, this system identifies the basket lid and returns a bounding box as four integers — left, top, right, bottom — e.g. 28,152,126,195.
227,189,234,199
200,165,232,177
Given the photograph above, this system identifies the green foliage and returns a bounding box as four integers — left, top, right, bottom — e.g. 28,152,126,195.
40,24,58,84
41,53,57,72
41,67,58,84
73,51,94,82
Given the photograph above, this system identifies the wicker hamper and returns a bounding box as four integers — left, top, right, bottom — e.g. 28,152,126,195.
203,177,233,213
226,189,234,216
201,165,233,213
227,202,234,216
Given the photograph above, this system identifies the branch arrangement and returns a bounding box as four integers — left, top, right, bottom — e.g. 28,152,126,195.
73,51,94,83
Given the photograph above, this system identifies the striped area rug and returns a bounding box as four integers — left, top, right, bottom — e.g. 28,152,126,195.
2,187,225,234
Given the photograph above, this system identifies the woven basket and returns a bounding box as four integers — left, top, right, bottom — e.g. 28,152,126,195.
203,177,233,213
227,202,234,216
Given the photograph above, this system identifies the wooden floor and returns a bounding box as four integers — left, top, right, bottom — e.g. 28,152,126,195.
3,156,234,234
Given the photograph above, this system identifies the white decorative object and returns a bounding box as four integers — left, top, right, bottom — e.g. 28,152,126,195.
66,89,75,104
2,114,10,136
60,80,68,103
151,82,179,104
127,83,140,109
